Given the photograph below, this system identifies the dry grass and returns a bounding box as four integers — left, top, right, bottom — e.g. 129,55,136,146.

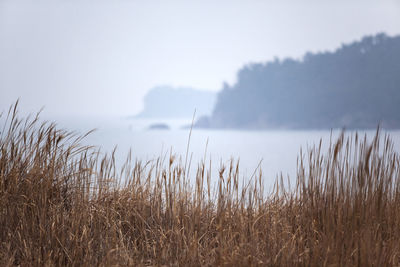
1,103,400,266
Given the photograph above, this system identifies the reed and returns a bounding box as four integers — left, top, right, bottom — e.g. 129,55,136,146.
1,103,399,266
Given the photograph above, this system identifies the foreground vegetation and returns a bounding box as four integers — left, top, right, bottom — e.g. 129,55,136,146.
1,104,400,266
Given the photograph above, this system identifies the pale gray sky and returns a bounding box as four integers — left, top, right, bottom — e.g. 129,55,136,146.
1,0,399,116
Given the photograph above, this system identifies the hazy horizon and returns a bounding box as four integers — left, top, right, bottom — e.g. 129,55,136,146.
1,0,400,117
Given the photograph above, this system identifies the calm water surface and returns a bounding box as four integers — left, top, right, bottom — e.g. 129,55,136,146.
48,116,400,191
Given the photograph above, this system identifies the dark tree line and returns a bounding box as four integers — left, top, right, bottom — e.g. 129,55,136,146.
196,33,400,129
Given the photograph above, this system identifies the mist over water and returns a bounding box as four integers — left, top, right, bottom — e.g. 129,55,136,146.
49,115,400,191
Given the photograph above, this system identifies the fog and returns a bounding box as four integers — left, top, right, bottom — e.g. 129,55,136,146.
1,0,399,117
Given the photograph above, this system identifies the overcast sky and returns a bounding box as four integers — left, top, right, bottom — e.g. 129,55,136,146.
1,0,399,117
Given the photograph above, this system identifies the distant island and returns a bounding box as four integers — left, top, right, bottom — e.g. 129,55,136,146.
135,86,216,119
195,33,400,129
148,123,170,130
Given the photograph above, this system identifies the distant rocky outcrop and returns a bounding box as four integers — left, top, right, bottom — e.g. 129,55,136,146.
195,33,400,129
135,86,216,119
148,123,170,130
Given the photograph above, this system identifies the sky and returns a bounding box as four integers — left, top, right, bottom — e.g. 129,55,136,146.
1,0,399,117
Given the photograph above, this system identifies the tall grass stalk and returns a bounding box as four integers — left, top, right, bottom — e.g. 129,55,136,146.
1,103,399,266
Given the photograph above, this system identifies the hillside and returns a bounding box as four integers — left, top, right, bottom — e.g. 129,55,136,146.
135,86,216,119
195,33,400,129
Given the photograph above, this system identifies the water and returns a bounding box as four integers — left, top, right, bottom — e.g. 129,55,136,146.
34,116,400,191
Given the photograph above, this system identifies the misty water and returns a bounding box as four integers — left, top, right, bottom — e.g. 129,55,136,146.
48,116,400,192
